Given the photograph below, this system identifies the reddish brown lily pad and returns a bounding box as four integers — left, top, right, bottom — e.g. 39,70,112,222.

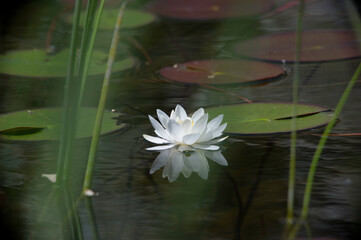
234,30,361,62
159,59,285,86
148,0,274,20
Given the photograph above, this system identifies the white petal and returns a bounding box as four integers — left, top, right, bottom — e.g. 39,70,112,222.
191,108,204,123
175,105,187,121
180,118,192,135
146,144,176,151
156,109,169,128
197,131,214,143
212,123,227,138
170,110,176,119
192,113,208,134
143,134,169,144
167,119,183,142
150,150,171,174
182,133,201,145
149,115,162,130
154,130,173,142
204,136,228,145
149,115,170,140
204,151,228,166
177,145,195,152
192,144,220,151
206,114,223,132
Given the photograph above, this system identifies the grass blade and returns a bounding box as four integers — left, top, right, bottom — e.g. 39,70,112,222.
83,1,129,193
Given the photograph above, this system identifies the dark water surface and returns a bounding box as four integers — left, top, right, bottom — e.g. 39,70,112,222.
1,0,361,239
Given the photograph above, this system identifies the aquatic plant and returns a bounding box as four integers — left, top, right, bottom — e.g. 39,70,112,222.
82,0,129,194
143,104,228,151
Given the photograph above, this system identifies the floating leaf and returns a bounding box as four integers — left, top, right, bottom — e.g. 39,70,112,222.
0,49,135,78
234,30,361,62
148,0,274,20
159,59,285,86
64,9,156,30
206,103,334,135
0,127,44,136
0,108,125,141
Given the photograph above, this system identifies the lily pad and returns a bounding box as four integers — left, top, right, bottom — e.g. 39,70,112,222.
205,103,334,135
0,108,124,141
148,0,274,20
0,49,135,78
159,59,285,86
64,9,156,30
234,30,361,62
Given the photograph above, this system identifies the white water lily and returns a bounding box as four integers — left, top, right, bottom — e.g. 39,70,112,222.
143,105,227,151
150,147,228,182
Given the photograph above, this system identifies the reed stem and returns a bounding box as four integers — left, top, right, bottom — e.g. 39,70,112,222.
288,0,361,238
85,197,100,240
77,0,106,111
289,62,361,239
287,0,304,228
61,0,105,180
56,0,81,185
83,1,128,193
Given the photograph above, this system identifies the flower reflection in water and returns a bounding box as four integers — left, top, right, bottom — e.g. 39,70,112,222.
149,146,228,182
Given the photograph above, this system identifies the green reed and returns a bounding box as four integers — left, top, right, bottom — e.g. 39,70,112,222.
55,0,82,185
53,0,130,238
289,61,361,240
55,0,106,238
287,0,305,228
287,0,361,238
83,0,128,193
76,0,105,111
56,0,106,182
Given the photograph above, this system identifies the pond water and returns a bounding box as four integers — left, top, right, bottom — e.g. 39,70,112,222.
1,0,361,239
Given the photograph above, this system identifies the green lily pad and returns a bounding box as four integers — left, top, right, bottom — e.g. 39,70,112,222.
206,103,334,135
159,59,285,86
64,9,156,30
0,108,125,141
0,49,135,78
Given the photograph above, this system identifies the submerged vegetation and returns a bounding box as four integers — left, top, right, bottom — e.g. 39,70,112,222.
0,0,361,239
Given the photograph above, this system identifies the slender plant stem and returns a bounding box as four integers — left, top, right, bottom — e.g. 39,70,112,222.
56,0,81,185
54,0,83,238
55,0,104,239
83,0,128,192
76,0,98,76
60,0,98,182
288,1,361,238
62,0,105,180
289,62,361,239
57,185,84,239
287,0,304,227
85,197,100,240
69,185,84,240
77,0,106,111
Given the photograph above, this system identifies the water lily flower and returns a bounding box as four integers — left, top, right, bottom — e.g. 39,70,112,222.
150,147,228,182
143,105,227,151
